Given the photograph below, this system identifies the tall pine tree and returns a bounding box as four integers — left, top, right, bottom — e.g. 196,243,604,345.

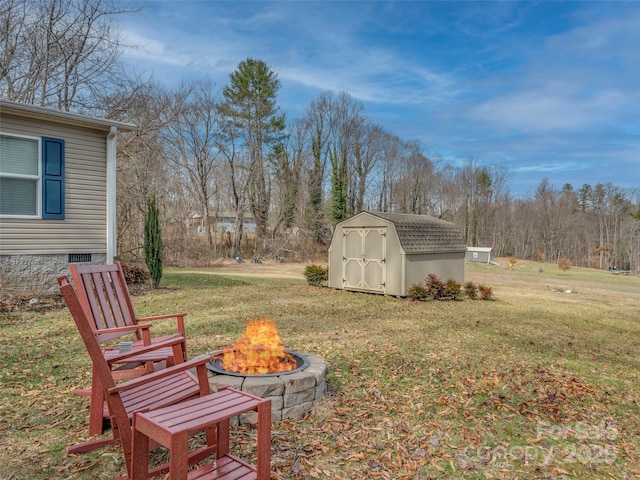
144,193,163,289
221,58,285,247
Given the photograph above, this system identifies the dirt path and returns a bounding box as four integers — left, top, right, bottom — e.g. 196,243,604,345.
175,260,315,280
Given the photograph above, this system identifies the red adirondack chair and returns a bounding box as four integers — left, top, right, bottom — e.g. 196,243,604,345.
58,275,271,479
64,261,188,448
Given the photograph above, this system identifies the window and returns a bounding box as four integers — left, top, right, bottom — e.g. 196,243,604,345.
0,133,64,219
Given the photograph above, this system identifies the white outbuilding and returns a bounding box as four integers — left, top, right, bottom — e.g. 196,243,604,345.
466,246,493,264
328,211,466,296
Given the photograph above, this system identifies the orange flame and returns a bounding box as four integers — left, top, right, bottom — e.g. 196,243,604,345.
221,318,297,375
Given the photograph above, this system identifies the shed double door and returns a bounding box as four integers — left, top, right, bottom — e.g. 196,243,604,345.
342,227,387,293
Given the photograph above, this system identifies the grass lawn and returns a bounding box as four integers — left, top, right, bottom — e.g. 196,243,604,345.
1,259,638,479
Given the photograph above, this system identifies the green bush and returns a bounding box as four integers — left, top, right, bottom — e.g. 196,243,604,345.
445,278,463,300
121,264,150,285
464,281,479,300
409,278,492,302
304,265,328,287
425,273,447,300
408,283,428,301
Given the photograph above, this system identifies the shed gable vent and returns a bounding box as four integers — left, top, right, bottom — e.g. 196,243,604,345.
68,253,92,263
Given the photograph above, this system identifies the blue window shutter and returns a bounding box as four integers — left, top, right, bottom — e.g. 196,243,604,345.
42,137,65,219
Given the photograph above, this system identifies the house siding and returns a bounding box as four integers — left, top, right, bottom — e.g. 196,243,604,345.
0,112,108,255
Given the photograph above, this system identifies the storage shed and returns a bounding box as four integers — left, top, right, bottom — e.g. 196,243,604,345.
466,246,493,264
328,211,466,296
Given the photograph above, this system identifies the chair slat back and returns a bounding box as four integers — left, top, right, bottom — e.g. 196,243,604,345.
70,262,138,343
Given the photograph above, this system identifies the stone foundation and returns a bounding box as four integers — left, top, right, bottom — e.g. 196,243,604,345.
208,353,328,424
0,253,107,294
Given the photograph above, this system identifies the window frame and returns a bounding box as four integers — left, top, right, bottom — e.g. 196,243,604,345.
0,132,42,219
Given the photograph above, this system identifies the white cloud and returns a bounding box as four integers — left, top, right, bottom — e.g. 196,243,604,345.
468,85,629,133
120,29,191,67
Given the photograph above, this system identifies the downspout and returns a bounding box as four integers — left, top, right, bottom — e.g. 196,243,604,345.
106,126,117,264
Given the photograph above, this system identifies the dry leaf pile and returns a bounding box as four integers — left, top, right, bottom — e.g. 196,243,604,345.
221,344,638,479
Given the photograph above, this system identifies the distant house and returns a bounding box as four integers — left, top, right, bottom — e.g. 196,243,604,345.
466,247,493,264
189,212,256,234
0,100,135,294
214,212,256,233
328,211,466,296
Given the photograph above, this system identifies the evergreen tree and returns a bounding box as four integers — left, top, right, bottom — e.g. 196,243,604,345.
221,58,285,247
144,194,163,289
330,144,348,224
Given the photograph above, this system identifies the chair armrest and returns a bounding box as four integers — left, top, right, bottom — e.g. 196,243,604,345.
136,313,186,335
108,355,210,394
137,313,187,322
105,336,186,364
93,324,152,336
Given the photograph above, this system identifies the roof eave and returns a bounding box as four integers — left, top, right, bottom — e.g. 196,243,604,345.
0,99,136,132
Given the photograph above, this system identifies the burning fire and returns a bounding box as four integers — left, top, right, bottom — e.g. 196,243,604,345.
221,318,297,375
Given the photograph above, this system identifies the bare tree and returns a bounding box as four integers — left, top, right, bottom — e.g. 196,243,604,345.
387,141,437,215
0,0,134,112
350,122,384,213
315,91,364,224
301,93,333,242
105,79,190,261
374,132,403,212
164,80,223,258
271,121,305,235
217,122,250,259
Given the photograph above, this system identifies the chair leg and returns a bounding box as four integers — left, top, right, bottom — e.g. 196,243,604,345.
68,372,115,454
89,366,107,436
67,436,117,454
256,401,271,480
131,415,150,480
169,434,189,480
217,418,230,458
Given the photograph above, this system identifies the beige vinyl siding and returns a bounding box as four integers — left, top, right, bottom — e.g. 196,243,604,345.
0,113,108,254
405,251,466,290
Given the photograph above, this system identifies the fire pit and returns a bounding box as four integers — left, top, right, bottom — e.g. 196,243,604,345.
208,348,310,377
206,319,328,424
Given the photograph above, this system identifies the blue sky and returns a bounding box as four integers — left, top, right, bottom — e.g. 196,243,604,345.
120,1,639,197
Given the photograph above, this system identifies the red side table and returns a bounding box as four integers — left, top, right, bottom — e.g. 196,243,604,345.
131,387,271,480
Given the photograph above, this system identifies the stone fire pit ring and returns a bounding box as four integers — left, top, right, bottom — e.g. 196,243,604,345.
206,350,328,424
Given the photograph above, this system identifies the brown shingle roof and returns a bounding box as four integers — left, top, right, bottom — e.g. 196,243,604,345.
367,211,466,253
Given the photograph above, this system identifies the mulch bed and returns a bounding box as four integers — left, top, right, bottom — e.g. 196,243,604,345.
0,284,150,313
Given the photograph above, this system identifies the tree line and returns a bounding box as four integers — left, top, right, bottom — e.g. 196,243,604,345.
2,0,638,271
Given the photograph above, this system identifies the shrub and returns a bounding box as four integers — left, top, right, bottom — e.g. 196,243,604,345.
478,284,493,300
425,273,447,300
445,278,463,300
121,264,150,285
144,194,163,289
304,265,328,287
558,257,572,272
408,283,428,301
464,281,478,300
